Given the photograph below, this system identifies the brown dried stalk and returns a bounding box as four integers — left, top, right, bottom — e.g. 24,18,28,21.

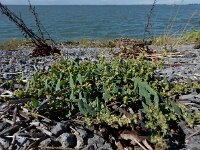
0,2,60,56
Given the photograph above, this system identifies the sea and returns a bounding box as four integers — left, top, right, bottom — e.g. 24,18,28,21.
0,5,200,42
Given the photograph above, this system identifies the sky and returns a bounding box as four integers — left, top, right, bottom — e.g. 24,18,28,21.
0,0,199,5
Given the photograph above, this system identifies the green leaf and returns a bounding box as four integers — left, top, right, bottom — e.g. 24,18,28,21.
69,73,75,88
31,76,35,84
139,86,147,98
45,79,48,89
103,84,110,102
56,79,61,91
142,102,147,113
38,89,43,97
25,82,30,92
112,83,118,94
153,94,159,106
70,91,75,101
103,92,109,102
164,77,170,90
60,80,65,87
144,92,151,106
79,92,83,100
171,101,182,116
95,97,101,111
66,110,72,118
77,74,83,85
78,100,95,116
134,77,159,106
31,98,39,108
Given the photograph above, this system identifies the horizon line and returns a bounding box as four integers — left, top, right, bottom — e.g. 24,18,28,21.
3,3,200,6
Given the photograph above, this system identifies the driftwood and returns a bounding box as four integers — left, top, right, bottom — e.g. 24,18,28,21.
0,2,60,56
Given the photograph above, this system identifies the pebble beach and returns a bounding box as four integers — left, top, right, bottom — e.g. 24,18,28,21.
0,43,200,149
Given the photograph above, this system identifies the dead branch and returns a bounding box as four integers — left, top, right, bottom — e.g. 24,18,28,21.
143,0,157,41
0,2,60,57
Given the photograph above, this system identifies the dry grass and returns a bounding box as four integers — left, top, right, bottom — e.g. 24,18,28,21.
0,38,32,50
152,30,200,46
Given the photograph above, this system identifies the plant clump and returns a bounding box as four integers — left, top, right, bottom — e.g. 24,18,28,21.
12,56,198,149
152,30,200,47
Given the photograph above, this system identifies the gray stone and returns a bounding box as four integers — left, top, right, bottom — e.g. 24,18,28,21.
194,94,200,98
194,44,200,49
75,126,87,138
0,123,5,131
75,135,85,149
51,123,68,136
0,138,10,150
39,138,61,147
98,143,113,150
179,94,195,100
19,60,27,65
39,138,52,147
16,137,31,150
45,66,50,71
185,144,200,150
56,132,77,148
88,134,105,148
0,143,5,150
83,144,96,150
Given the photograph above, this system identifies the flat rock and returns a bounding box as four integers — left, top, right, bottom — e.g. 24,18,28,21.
179,94,196,100
83,144,96,150
98,143,113,150
75,126,88,138
16,137,31,150
88,134,105,148
75,134,85,149
39,138,52,147
51,122,69,137
56,132,77,148
0,138,10,150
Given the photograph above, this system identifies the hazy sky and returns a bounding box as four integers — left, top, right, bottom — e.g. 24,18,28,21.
0,0,199,5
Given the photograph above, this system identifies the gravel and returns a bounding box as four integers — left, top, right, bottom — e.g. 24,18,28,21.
1,44,200,149
150,44,200,81
0,46,112,80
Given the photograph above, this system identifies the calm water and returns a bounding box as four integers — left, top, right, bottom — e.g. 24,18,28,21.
0,5,200,42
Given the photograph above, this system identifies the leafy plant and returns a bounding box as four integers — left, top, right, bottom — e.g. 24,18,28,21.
14,57,196,148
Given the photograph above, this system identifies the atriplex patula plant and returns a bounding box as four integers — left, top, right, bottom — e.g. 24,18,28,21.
13,56,197,148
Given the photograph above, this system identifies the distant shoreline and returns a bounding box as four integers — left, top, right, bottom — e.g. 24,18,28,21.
3,4,200,6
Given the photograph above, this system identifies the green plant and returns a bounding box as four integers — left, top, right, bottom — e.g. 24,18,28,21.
13,57,197,148
152,30,200,47
182,30,200,43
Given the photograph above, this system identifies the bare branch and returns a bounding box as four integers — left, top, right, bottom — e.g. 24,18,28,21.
0,2,60,56
143,0,157,41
